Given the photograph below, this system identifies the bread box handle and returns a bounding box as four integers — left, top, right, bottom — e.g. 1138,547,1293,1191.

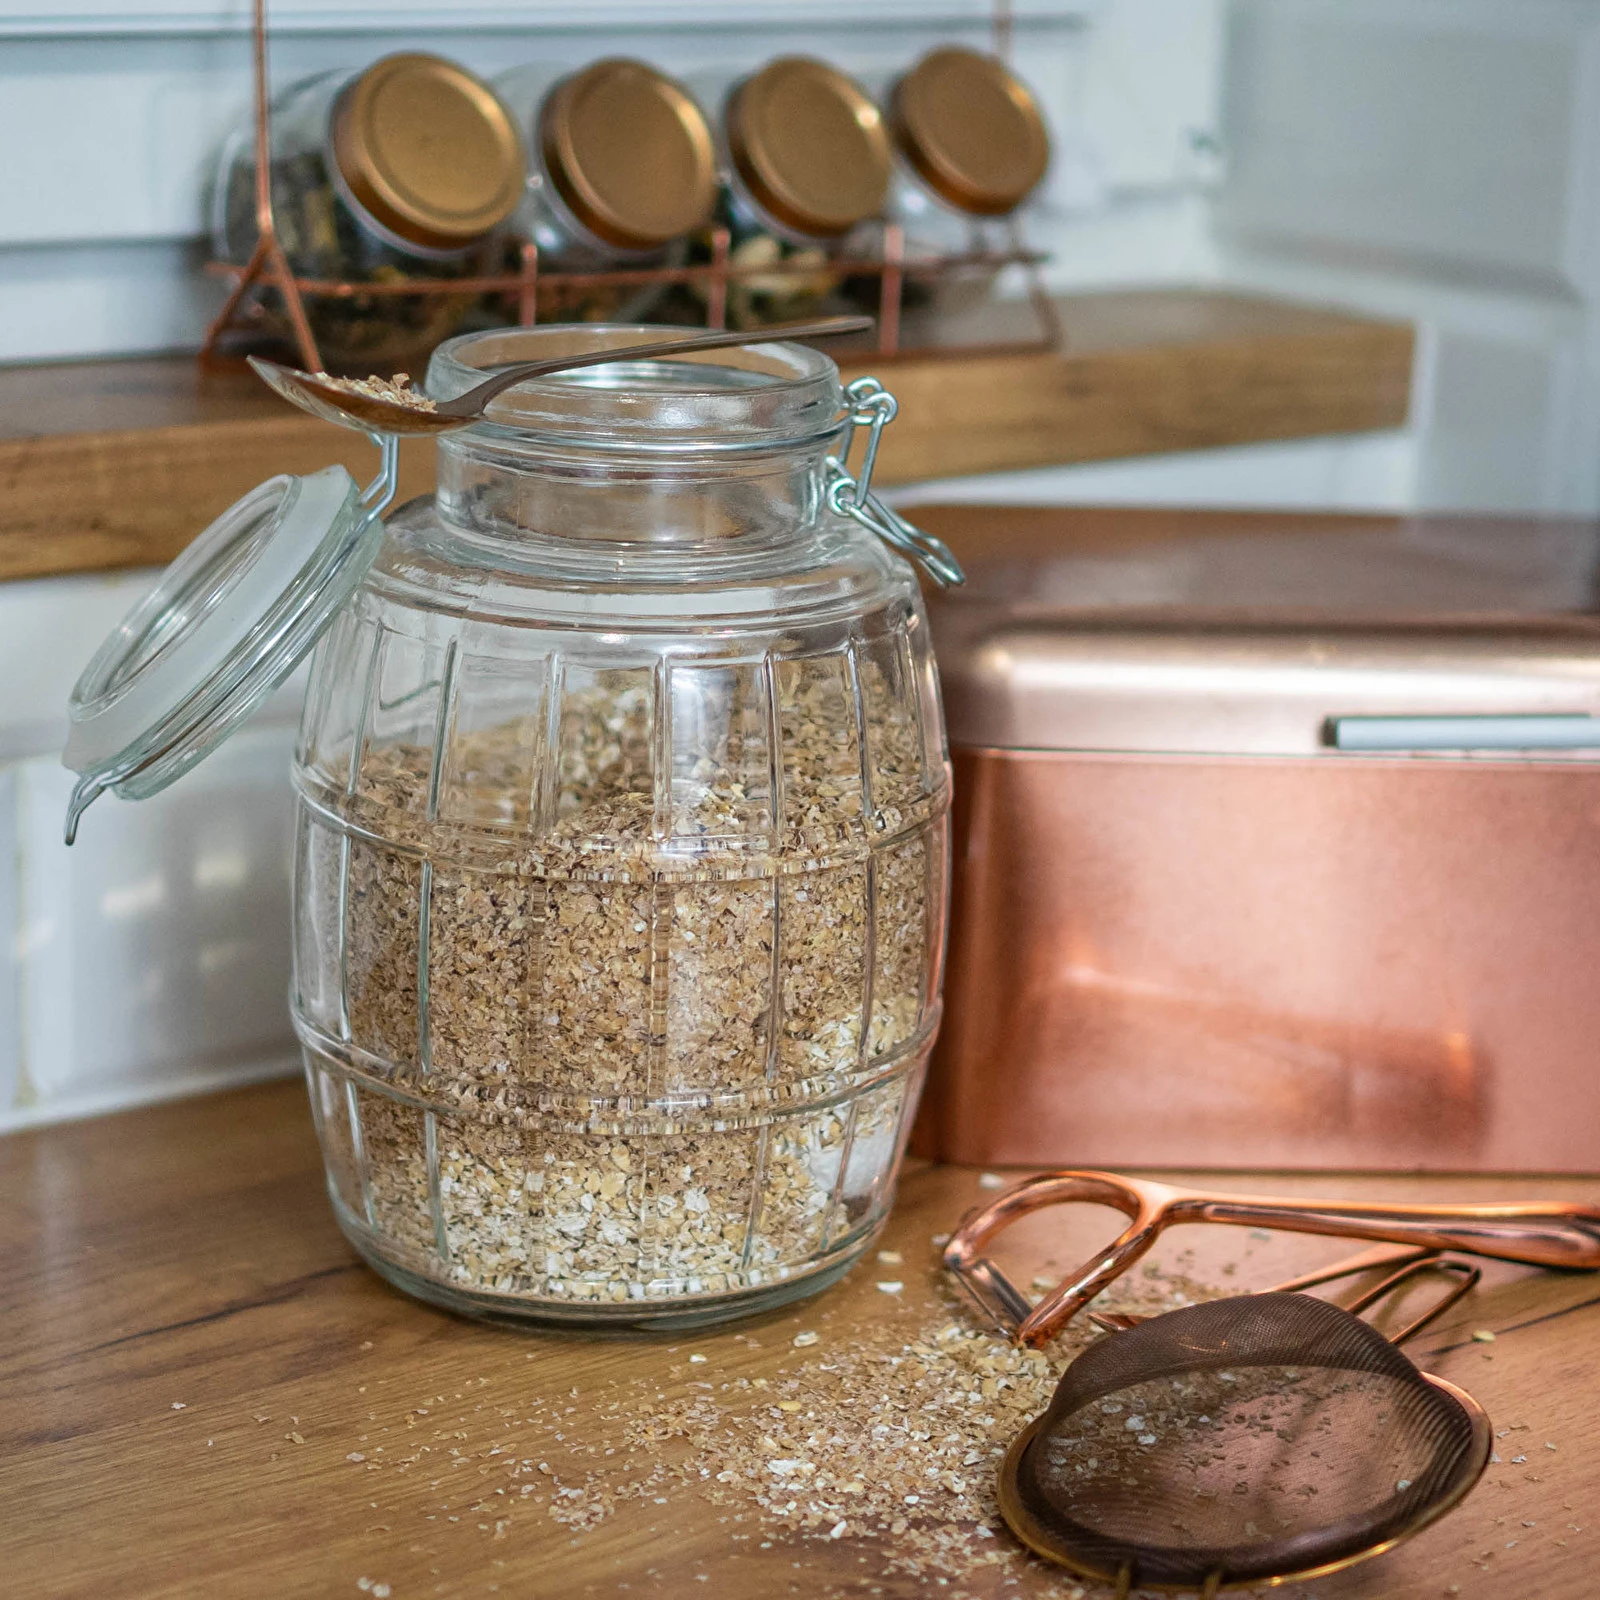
1328,713,1600,751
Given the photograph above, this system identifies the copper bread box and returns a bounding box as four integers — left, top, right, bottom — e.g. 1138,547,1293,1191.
913,507,1600,1172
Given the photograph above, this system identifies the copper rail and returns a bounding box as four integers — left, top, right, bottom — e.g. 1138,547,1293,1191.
199,244,1049,300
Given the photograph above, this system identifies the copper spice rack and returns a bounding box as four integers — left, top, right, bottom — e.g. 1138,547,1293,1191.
200,0,1062,374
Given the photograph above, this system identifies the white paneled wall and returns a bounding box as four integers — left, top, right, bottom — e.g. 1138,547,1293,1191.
7,723,299,1130
0,1,1071,29
0,572,304,1130
889,431,1418,515
1217,0,1600,514
1219,0,1600,298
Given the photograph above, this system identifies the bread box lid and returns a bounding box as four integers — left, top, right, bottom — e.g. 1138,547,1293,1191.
924,509,1600,757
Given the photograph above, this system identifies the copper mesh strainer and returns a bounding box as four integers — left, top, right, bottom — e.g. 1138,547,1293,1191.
998,1261,1491,1596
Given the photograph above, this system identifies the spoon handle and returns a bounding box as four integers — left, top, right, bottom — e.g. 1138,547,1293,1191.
441,315,875,417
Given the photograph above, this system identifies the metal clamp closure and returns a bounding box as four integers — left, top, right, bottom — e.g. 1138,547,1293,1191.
825,376,965,588
361,432,401,516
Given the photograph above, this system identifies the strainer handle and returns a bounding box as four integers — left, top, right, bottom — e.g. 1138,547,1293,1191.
1345,1256,1482,1346
1176,1193,1600,1271
943,1171,1167,1337
947,1170,1600,1348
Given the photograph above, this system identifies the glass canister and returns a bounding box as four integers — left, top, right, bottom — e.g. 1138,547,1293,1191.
493,58,719,323
886,46,1051,247
851,46,1051,318
676,58,892,330
63,327,958,1329
212,53,526,371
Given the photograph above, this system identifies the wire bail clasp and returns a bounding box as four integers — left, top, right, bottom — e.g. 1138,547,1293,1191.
825,376,965,588
360,432,401,517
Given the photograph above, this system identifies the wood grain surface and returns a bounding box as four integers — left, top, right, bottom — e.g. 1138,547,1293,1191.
0,290,1413,584
0,1078,1594,1600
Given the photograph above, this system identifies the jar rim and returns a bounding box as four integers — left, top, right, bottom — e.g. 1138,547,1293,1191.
425,324,849,454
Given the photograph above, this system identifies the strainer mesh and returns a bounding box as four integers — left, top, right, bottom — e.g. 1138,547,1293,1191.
1014,1292,1482,1588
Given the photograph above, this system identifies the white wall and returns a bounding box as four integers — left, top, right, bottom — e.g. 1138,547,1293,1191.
891,431,1417,515
0,572,304,1130
1215,0,1600,515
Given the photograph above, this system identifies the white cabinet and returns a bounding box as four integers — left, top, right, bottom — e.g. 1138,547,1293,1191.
1221,0,1600,298
0,573,303,1131
1217,0,1600,515
890,431,1418,514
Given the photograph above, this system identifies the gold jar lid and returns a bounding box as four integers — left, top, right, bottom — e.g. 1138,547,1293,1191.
540,59,717,252
890,47,1050,216
331,53,525,252
725,57,891,239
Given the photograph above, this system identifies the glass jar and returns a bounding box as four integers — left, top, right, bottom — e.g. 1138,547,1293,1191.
671,58,892,331
853,47,1052,318
886,47,1050,248
212,53,526,372
64,327,955,1329
493,58,718,324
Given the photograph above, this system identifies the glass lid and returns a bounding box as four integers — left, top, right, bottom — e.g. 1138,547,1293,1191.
63,461,384,843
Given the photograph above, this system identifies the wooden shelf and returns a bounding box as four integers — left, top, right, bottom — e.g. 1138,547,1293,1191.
0,1078,1592,1598
0,289,1413,584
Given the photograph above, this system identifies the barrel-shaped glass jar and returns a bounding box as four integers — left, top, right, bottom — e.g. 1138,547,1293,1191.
290,328,949,1325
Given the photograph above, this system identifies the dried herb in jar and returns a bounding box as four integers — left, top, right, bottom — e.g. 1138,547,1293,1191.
212,55,524,371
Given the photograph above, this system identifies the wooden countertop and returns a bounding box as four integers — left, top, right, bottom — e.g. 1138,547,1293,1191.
0,289,1412,584
1,1079,1594,1599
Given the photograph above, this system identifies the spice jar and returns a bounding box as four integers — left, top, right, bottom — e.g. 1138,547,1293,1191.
855,47,1051,317
63,327,959,1328
212,53,525,371
494,58,718,323
680,58,892,330
887,47,1050,244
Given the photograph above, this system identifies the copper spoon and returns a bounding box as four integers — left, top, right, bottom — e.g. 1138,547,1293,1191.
246,315,874,437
